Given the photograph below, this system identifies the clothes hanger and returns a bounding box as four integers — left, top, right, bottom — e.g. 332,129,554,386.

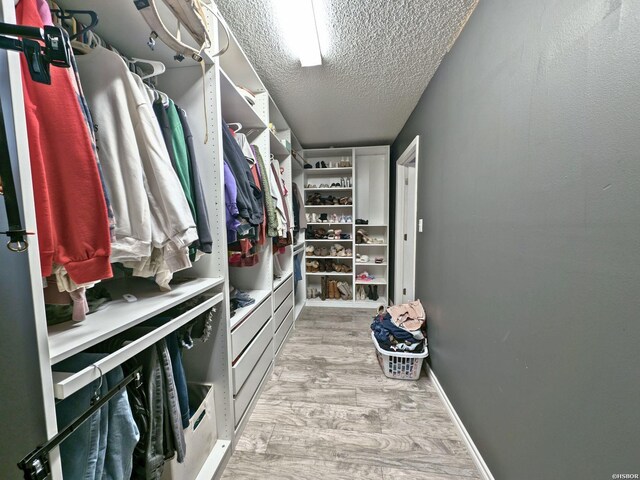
228,122,243,133
130,57,166,80
50,8,99,41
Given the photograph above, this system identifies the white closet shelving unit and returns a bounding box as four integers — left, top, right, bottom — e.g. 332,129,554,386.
303,146,390,308
0,0,300,478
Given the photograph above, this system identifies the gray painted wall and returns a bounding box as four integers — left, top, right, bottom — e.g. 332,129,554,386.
391,0,640,478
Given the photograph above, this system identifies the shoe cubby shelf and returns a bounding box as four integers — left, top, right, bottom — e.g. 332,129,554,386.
305,299,352,306
304,205,353,208
306,272,352,276
306,239,353,242
303,145,390,308
305,167,353,175
356,279,387,285
307,222,353,225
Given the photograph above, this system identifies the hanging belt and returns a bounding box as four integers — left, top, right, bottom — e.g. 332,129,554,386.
0,102,30,252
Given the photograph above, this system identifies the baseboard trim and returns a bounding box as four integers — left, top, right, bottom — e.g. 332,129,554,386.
425,364,495,480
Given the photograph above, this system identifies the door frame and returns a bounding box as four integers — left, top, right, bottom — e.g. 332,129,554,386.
394,135,420,304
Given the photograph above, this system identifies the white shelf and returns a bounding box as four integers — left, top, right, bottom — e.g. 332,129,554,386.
307,256,352,260
304,187,353,191
219,68,267,130
356,262,387,266
230,289,272,330
356,243,388,247
306,222,353,225
304,205,353,208
48,277,224,364
305,167,353,175
274,272,293,289
52,292,224,399
270,130,290,157
306,272,352,276
305,239,353,242
195,439,233,480
355,278,387,285
357,224,388,228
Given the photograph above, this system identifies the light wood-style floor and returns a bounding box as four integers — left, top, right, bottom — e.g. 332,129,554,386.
222,307,481,480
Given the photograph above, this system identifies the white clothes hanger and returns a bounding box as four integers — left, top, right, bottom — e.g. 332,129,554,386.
131,57,166,80
228,123,243,133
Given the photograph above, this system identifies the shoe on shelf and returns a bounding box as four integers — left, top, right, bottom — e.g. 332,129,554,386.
327,229,335,240
319,213,328,223
321,161,328,168
344,248,352,256
330,245,337,257
315,161,321,168
357,255,369,263
344,215,352,223
321,276,327,300
375,257,384,264
305,245,315,255
334,229,342,237
355,219,369,225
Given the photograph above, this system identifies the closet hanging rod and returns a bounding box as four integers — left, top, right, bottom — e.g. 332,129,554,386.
52,291,223,400
17,366,143,480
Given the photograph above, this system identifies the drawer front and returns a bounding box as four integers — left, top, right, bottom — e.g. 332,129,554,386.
231,296,271,359
273,275,293,311
234,340,273,425
232,316,273,395
273,292,293,331
275,308,294,355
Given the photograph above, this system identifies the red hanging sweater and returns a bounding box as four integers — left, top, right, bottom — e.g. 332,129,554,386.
17,0,112,284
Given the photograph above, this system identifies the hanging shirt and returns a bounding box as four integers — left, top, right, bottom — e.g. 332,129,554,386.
176,106,213,254
17,0,112,285
76,47,197,276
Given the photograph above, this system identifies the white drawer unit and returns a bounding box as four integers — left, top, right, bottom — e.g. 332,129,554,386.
273,292,293,332
273,275,293,311
275,308,294,355
234,340,273,426
231,296,272,359
232,317,273,395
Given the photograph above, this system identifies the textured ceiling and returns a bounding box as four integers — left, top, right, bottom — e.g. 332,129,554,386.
216,0,478,148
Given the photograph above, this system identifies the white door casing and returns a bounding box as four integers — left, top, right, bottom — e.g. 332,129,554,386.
394,136,419,304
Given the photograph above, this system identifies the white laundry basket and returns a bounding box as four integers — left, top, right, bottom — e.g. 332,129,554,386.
371,332,429,380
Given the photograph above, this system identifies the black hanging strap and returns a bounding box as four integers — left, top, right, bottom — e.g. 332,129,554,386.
17,366,142,480
0,102,31,252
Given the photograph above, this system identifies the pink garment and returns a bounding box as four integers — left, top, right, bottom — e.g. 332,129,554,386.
36,0,53,25
388,300,426,331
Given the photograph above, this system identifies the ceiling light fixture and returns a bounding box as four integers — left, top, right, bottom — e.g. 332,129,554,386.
277,0,322,67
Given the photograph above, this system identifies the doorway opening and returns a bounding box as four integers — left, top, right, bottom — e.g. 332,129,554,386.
394,136,419,305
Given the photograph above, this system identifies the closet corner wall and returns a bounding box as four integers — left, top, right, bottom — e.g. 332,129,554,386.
0,0,301,478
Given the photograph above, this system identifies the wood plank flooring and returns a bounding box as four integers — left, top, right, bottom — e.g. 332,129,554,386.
222,307,480,480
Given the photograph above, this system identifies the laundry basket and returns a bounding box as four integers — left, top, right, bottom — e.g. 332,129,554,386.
371,332,429,380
